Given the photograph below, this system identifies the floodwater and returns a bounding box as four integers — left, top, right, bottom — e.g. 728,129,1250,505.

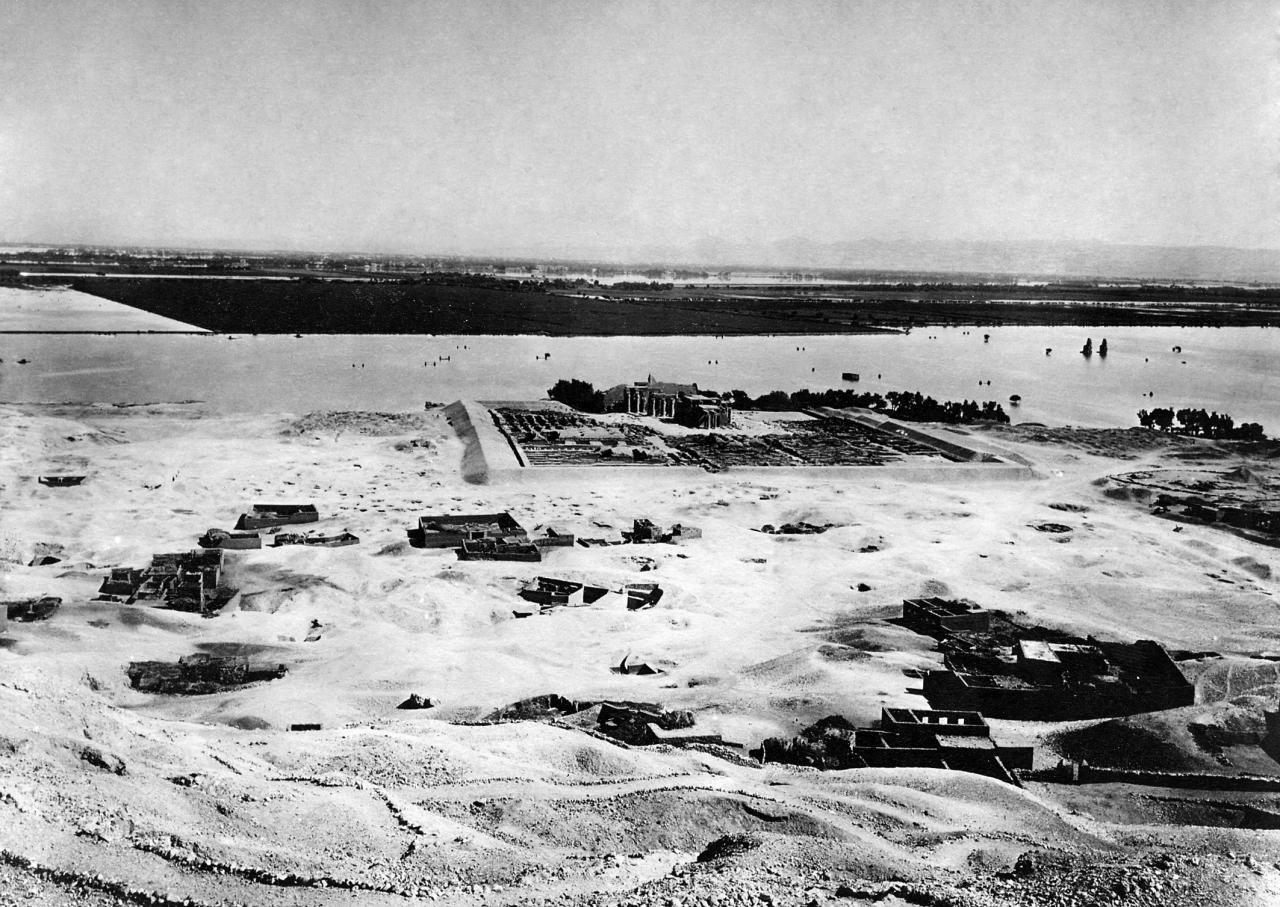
2,324,1276,430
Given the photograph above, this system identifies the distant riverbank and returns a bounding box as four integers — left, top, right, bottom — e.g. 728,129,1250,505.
54,276,1280,334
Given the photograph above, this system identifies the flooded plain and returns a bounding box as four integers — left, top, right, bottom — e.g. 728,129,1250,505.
0,287,1276,428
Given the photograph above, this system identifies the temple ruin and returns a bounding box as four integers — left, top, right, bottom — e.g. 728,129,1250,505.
610,377,734,430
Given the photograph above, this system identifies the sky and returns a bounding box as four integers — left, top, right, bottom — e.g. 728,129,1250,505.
1,0,1277,261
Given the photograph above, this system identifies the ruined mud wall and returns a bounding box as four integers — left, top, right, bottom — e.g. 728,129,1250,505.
1031,763,1280,792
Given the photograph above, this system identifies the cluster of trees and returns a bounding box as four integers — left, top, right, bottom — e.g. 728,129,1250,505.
881,391,1010,424
547,379,606,413
1137,407,1266,440
729,388,882,410
731,388,1009,424
406,272,598,293
611,281,675,291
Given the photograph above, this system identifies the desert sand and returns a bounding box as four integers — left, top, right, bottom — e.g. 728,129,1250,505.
0,286,205,333
1,402,1279,905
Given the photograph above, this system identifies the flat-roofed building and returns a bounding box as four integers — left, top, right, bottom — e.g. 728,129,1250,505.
236,504,319,531
902,597,991,636
410,512,527,548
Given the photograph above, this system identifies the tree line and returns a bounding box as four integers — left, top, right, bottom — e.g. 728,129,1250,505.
1137,407,1266,440
730,388,1009,424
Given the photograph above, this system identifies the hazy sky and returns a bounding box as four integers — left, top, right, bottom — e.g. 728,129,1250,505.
1,1,1277,258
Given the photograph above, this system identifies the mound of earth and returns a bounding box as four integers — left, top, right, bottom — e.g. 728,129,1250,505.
1223,465,1269,486
980,425,1189,458
1233,555,1272,580
1197,658,1280,703
1046,502,1089,513
1047,698,1276,774
1048,716,1202,772
284,411,436,436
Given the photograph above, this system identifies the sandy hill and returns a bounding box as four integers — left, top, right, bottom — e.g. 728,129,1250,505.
2,404,1280,904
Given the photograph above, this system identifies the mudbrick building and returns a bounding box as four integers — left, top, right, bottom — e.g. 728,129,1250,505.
513,579,662,616
235,503,319,531
596,701,733,747
1217,506,1280,534
901,597,992,636
914,606,1194,720
517,577,612,612
272,530,360,548
409,512,527,549
1154,495,1280,535
127,654,287,695
756,708,1033,784
409,512,571,561
37,475,86,487
198,528,264,550
457,538,542,561
96,549,231,615
4,597,61,624
623,518,701,544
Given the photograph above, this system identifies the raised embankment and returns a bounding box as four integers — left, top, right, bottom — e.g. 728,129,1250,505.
442,400,517,484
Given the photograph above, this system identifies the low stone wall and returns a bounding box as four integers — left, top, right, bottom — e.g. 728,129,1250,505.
1028,762,1280,792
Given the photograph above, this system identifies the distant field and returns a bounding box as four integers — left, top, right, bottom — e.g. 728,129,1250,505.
64,276,1280,334
585,282,1280,328
65,277,897,335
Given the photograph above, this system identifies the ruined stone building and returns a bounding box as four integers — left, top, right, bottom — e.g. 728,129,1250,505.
609,377,734,430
